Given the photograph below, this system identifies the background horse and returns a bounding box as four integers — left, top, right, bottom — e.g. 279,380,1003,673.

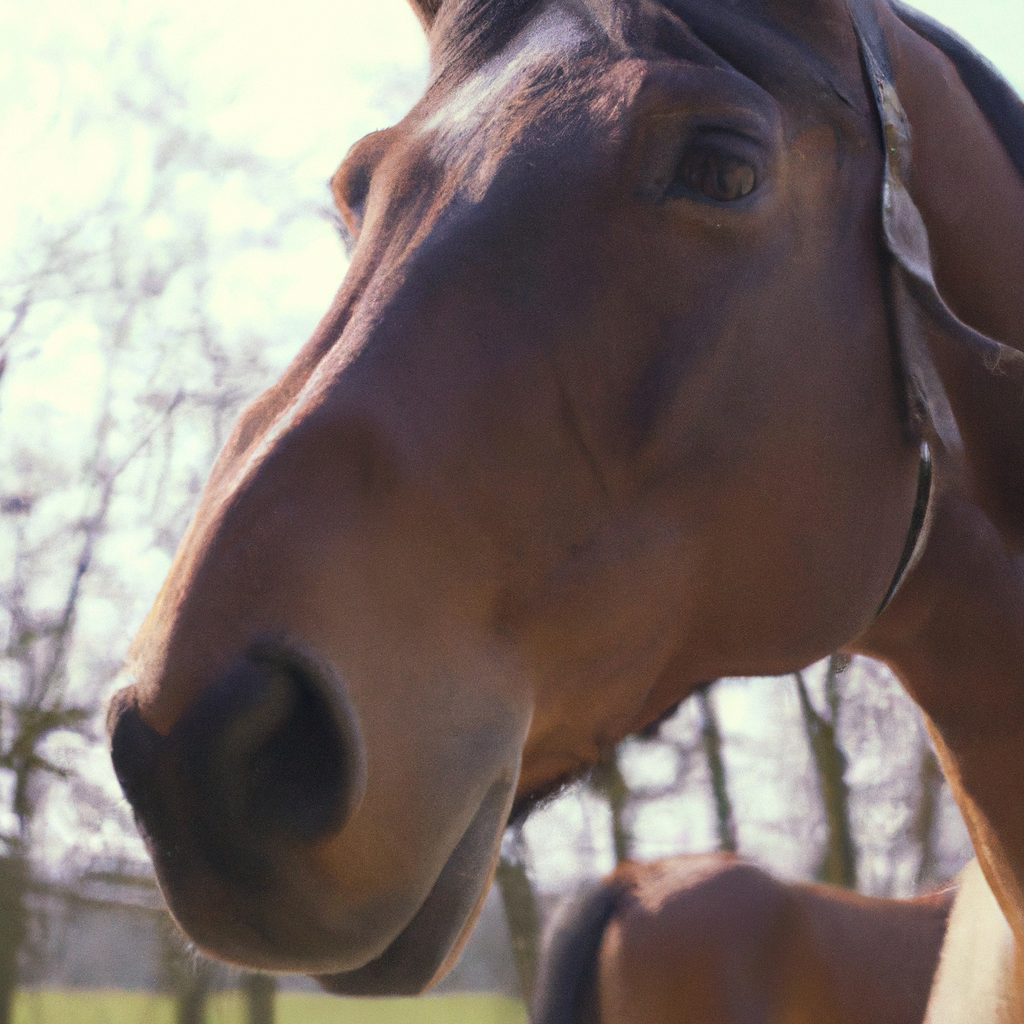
106,0,1024,1013
532,852,955,1024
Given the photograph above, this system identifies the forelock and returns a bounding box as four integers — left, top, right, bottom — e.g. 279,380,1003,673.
431,0,551,83
428,0,870,130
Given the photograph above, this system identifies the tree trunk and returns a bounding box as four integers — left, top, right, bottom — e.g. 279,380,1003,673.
697,686,738,853
242,972,276,1024
590,748,631,865
495,825,541,1003
795,661,857,888
175,960,213,1024
914,742,945,889
158,912,214,1024
0,855,28,1024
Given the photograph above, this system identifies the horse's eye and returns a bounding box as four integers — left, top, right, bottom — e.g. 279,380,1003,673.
670,146,758,203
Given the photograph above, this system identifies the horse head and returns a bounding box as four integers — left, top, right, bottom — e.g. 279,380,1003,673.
107,0,1024,995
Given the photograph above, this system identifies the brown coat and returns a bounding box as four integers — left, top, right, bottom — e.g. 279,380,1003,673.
534,854,955,1024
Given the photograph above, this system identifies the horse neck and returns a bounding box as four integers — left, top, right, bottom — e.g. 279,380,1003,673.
856,486,1024,956
852,29,1024,989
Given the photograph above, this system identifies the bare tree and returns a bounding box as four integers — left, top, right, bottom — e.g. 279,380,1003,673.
0,21,331,1017
589,748,631,866
620,686,737,856
154,910,220,1024
912,742,945,891
0,857,26,1024
241,973,276,1024
695,686,738,854
0,490,113,1020
496,824,543,1003
795,656,857,888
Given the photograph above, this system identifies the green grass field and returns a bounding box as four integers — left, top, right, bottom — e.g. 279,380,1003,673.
14,990,528,1024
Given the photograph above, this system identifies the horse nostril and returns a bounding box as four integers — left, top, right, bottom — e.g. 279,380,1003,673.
108,685,165,837
177,644,367,850
107,644,365,897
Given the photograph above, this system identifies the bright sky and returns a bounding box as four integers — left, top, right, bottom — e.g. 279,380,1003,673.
129,0,431,175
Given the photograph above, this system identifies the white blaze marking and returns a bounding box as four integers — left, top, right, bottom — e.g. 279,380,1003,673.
423,2,593,162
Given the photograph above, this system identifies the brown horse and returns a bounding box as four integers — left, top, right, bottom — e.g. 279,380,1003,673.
106,0,1024,1011
532,853,956,1024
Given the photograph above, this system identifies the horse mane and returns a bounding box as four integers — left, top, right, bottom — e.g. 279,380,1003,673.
531,880,622,1024
891,1,1024,182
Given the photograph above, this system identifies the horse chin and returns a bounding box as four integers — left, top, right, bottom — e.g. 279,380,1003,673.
314,776,515,996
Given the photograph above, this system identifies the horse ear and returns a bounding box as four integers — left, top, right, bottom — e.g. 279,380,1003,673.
879,8,1024,546
407,0,443,30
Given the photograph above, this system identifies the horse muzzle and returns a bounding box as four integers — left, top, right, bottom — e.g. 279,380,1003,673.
107,636,519,989
107,642,365,962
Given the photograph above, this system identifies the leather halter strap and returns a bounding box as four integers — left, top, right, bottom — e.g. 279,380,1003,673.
848,0,1024,614
845,0,935,616
877,441,932,615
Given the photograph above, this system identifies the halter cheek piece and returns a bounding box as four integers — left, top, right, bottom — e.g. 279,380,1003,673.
851,0,1024,616
876,440,931,615
848,0,1024,621
846,0,936,615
